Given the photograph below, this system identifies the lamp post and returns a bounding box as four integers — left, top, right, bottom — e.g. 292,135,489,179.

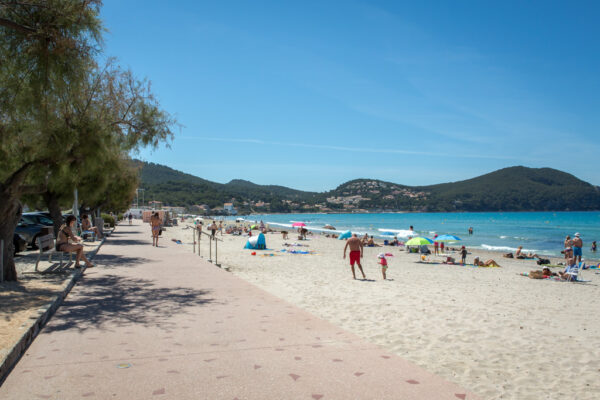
136,188,145,209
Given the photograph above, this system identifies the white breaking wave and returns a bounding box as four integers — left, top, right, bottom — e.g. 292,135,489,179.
480,244,538,253
377,229,418,238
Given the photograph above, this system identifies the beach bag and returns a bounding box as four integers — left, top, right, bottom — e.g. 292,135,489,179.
536,258,550,265
504,253,514,258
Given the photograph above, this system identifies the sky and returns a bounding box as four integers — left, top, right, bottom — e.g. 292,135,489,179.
101,0,600,192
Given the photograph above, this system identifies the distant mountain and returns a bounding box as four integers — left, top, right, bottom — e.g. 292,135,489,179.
420,166,600,211
133,161,318,212
133,161,600,213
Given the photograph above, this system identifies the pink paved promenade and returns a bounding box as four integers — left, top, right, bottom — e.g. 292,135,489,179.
0,221,478,399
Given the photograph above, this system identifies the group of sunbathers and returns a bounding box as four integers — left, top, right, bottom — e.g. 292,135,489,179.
527,257,581,281
361,234,380,247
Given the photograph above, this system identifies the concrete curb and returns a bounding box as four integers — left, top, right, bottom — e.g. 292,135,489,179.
0,236,107,386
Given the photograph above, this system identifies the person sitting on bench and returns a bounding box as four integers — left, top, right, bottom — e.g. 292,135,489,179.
56,215,94,268
81,214,102,239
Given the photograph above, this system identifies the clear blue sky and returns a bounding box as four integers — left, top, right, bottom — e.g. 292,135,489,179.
101,0,600,191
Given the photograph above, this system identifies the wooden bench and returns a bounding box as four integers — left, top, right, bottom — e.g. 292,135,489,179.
35,234,73,271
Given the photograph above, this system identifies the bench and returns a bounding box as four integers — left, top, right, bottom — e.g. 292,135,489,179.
103,223,114,237
35,234,73,271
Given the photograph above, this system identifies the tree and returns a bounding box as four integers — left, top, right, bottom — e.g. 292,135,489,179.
25,60,175,236
1,2,175,281
1,0,102,281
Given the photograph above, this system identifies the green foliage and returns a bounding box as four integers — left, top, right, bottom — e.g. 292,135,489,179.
0,2,175,281
101,213,115,227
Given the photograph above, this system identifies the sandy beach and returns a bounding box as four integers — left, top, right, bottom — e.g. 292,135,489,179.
160,221,600,400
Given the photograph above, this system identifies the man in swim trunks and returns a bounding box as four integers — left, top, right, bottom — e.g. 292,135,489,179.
343,233,366,280
572,233,583,264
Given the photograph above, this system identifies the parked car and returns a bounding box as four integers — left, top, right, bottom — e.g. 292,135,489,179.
13,233,28,255
15,215,53,249
23,212,55,226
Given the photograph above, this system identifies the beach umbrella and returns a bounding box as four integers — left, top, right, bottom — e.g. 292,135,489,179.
250,224,258,229
405,237,434,246
292,222,306,227
434,234,462,242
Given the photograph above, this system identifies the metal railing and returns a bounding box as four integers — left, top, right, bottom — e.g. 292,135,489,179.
192,229,223,267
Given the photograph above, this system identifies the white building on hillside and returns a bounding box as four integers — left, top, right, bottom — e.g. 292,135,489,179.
223,202,237,215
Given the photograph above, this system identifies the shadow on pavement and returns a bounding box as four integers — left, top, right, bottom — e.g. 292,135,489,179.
45,274,214,333
101,239,149,247
92,253,152,269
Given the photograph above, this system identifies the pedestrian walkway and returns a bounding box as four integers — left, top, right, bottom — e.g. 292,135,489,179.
0,221,478,399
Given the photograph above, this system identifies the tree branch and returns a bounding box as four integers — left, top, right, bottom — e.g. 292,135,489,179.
20,183,47,195
0,17,36,34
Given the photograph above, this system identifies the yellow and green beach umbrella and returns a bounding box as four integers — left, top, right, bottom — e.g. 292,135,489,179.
405,237,434,246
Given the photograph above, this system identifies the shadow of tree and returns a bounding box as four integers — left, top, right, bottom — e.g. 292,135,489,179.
102,239,149,247
91,253,152,269
1,274,71,316
45,274,214,333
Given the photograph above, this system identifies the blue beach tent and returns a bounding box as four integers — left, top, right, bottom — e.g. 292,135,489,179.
244,233,267,249
338,230,352,240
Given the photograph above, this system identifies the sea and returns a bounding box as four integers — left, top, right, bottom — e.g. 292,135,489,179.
232,212,600,260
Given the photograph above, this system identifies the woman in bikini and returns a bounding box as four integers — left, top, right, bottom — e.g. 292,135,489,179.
56,215,94,268
564,236,573,260
150,212,161,247
81,214,102,239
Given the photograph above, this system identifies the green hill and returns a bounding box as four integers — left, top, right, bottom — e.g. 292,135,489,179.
134,161,318,212
421,166,600,211
134,161,600,213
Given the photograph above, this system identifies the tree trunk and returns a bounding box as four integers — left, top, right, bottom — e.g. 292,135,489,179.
43,191,64,237
0,192,23,282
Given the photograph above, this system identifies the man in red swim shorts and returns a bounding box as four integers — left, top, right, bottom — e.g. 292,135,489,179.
343,233,366,280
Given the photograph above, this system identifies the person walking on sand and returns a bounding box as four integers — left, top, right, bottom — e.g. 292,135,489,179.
150,212,161,247
209,221,218,238
343,233,366,280
460,246,467,265
219,221,223,236
572,233,583,264
128,213,133,225
378,253,388,280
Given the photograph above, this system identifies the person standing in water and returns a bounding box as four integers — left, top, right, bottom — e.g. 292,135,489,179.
343,234,366,280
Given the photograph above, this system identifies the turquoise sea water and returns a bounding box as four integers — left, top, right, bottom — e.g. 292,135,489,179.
237,212,600,260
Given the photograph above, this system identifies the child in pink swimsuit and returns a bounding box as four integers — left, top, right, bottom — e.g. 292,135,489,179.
378,253,388,280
